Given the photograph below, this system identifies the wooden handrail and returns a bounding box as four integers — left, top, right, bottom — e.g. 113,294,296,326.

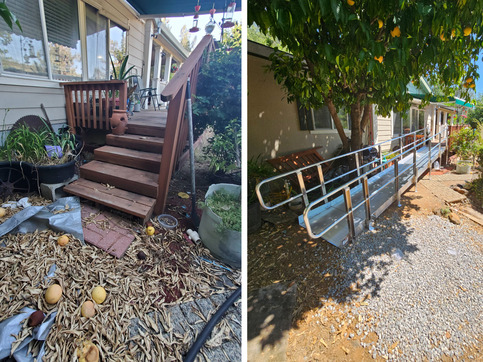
161,35,215,102
154,35,214,214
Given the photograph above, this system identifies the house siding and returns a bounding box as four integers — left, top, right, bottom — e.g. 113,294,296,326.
248,52,349,162
375,114,393,151
0,0,145,132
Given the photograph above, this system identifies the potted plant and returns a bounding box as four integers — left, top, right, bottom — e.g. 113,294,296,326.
198,184,241,268
0,123,79,186
450,126,482,174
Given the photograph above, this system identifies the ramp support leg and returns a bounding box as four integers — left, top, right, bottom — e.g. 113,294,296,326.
343,187,355,242
362,177,372,229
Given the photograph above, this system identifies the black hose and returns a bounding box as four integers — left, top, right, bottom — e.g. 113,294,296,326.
184,286,242,362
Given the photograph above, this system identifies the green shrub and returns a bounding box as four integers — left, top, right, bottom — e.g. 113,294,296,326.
450,126,482,160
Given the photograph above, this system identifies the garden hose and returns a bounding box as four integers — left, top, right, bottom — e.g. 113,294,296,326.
184,286,241,362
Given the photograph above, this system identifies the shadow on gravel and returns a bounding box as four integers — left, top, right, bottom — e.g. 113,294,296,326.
247,194,422,354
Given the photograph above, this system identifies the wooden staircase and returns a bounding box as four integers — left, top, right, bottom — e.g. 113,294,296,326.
62,34,215,224
64,121,164,223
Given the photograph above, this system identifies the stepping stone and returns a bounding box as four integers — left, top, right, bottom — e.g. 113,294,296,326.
81,204,135,258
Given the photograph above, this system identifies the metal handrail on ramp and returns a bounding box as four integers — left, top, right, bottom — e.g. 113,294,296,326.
256,126,448,247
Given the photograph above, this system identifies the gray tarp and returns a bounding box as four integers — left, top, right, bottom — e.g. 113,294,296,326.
0,196,84,244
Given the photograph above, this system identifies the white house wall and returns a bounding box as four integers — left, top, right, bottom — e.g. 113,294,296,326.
248,53,348,162
0,0,146,133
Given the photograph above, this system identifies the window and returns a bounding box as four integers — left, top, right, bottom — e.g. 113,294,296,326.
109,22,127,71
0,1,126,81
44,0,82,80
298,103,351,131
0,0,48,76
394,108,424,135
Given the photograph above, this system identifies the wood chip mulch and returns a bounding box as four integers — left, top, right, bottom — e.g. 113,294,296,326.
0,210,240,361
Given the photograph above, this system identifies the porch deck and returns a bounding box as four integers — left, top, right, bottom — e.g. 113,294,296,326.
300,142,445,247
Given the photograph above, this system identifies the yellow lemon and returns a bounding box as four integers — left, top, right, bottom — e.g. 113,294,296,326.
81,301,95,318
378,19,383,29
466,77,473,84
92,286,107,304
0,207,5,218
390,26,401,37
76,341,99,362
347,0,355,5
451,29,455,38
45,284,62,304
469,83,475,88
440,33,446,41
374,56,383,63
146,226,155,236
57,234,69,246
464,27,472,36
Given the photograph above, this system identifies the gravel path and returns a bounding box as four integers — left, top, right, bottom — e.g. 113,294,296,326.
317,214,482,360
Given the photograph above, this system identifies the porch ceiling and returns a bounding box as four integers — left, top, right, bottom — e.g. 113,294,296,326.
125,0,241,18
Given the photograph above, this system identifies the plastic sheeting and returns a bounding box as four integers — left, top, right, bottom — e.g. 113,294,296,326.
0,308,57,361
0,196,84,244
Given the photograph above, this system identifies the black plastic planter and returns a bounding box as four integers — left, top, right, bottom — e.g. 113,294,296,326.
36,159,76,184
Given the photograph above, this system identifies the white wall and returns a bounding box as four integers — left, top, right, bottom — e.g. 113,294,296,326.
248,50,348,162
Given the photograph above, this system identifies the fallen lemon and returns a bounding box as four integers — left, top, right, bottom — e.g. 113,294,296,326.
390,26,401,37
464,27,472,36
0,207,5,218
81,301,95,318
378,19,383,29
146,226,155,236
92,286,107,304
57,235,69,246
45,284,62,304
347,0,354,5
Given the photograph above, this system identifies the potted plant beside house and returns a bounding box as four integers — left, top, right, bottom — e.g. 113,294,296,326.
450,126,482,174
0,123,78,186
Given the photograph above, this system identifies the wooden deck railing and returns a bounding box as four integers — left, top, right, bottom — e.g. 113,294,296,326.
155,35,215,214
62,80,127,133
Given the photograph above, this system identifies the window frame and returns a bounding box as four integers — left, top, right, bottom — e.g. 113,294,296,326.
298,103,352,133
0,0,124,83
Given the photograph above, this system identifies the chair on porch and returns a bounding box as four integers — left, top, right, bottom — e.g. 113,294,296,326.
132,76,160,111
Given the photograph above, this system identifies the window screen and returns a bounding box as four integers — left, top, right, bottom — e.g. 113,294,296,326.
0,0,47,76
313,106,332,129
86,4,107,80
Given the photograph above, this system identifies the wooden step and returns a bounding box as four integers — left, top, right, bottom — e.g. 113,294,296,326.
80,160,158,197
106,134,164,153
127,122,165,138
64,178,155,223
94,145,161,172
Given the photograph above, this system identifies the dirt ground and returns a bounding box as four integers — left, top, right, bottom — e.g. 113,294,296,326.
248,167,483,361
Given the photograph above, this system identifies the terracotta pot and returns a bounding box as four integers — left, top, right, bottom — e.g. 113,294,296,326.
110,109,128,135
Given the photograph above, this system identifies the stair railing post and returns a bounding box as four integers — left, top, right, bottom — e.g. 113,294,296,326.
355,153,361,185
394,157,401,207
438,131,442,166
316,164,327,203
343,187,355,242
413,145,418,192
185,77,199,227
428,135,432,180
362,177,372,229
297,171,309,207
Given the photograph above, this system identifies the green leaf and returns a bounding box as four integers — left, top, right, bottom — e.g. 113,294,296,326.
331,0,341,22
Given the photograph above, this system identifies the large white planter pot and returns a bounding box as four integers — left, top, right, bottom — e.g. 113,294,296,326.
198,183,241,268
455,160,472,174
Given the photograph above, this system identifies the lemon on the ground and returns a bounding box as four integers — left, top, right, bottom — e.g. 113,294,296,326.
0,207,5,218
45,284,62,304
92,286,107,304
81,301,95,318
390,26,401,37
57,234,69,246
146,226,155,236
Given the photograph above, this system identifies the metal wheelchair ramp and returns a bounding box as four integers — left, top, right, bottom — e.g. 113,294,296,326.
256,127,448,247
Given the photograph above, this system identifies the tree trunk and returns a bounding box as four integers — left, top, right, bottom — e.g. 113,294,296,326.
325,97,350,152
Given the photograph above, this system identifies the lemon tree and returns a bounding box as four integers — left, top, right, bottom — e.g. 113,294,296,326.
249,0,483,152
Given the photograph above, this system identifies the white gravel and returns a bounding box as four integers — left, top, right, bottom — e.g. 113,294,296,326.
319,214,482,360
